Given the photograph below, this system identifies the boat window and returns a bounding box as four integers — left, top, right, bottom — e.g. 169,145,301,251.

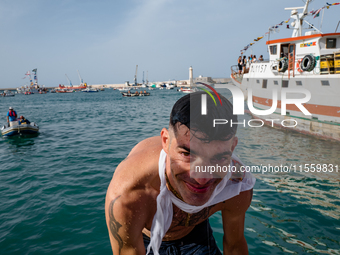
326,38,336,49
296,81,302,86
321,80,330,86
262,79,267,89
256,80,260,84
273,80,278,85
269,45,277,55
282,80,289,87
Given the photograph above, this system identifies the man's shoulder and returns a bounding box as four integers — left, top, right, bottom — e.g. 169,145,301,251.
127,136,162,157
123,136,163,177
107,136,162,203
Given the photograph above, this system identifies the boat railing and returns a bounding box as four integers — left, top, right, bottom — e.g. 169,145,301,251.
230,65,243,84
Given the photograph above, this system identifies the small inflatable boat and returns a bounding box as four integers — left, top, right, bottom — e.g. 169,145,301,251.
1,121,39,137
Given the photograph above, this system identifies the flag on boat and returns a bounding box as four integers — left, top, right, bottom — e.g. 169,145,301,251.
326,2,340,6
254,36,263,42
239,1,339,52
22,71,31,79
313,8,323,18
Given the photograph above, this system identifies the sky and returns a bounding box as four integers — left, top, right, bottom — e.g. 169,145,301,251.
0,0,339,88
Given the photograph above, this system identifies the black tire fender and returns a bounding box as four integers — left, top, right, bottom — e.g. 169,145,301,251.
301,55,316,72
278,58,288,73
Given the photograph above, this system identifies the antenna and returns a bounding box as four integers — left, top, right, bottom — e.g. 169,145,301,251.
320,8,325,31
336,21,340,32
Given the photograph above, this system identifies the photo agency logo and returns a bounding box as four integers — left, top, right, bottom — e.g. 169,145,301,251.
197,82,312,128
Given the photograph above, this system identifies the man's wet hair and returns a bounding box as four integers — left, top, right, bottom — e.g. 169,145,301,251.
170,91,237,142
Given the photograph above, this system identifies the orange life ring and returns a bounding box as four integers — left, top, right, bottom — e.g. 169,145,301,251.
296,59,303,73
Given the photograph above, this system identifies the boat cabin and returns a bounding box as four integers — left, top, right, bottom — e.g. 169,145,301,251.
267,32,340,75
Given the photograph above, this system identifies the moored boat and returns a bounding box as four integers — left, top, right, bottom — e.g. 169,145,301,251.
17,69,47,94
82,88,98,92
1,90,15,97
58,84,87,91
56,89,75,93
178,87,198,93
121,91,150,97
230,0,340,142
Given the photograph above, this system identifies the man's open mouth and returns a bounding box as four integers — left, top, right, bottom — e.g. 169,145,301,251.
184,182,212,194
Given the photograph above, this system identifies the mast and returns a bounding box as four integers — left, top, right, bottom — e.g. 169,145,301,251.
32,68,38,87
285,0,311,37
29,71,33,87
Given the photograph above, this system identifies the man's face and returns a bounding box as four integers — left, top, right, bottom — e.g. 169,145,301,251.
162,124,238,206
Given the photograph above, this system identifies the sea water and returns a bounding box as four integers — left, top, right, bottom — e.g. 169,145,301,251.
0,88,339,254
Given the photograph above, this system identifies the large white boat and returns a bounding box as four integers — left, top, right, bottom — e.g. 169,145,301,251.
230,0,340,142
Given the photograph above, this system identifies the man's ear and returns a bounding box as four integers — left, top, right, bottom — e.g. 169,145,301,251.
231,136,238,152
160,128,170,154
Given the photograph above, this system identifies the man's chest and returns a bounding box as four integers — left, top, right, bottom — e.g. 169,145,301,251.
170,203,223,228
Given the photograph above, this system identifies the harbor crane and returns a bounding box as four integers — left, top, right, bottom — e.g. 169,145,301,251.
65,74,72,86
134,65,138,86
77,70,84,85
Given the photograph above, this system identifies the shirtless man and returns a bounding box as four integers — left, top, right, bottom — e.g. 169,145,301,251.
105,91,255,254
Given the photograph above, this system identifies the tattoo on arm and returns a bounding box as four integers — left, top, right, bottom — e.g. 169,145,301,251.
109,196,123,254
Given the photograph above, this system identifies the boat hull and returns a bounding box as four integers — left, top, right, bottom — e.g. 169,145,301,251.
230,62,340,142
1,123,39,137
247,110,340,142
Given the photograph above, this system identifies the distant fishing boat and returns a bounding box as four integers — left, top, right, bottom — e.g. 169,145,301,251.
230,0,340,142
56,89,75,93
178,87,198,94
82,88,98,93
1,90,15,97
121,91,150,97
118,87,130,91
17,69,47,94
58,70,88,91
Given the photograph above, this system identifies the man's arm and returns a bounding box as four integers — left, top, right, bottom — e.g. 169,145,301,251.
105,191,147,255
221,189,253,255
